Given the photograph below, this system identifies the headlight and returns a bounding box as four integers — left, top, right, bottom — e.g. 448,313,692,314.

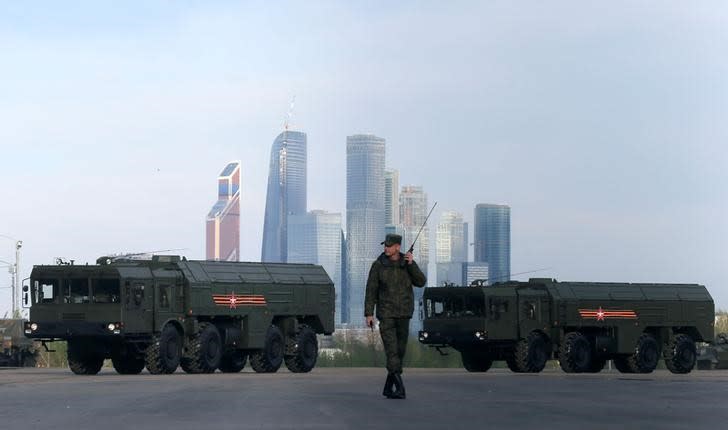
107,323,116,331
30,323,38,331
422,332,429,339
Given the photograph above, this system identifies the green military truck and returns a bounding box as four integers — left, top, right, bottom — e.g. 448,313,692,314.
23,256,334,375
1,319,38,367
418,278,714,374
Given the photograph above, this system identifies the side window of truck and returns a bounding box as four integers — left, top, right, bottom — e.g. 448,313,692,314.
159,285,171,308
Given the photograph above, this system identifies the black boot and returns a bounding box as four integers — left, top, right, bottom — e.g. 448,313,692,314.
390,373,406,399
382,373,395,397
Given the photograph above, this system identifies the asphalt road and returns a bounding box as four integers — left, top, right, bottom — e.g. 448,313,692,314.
2,367,727,430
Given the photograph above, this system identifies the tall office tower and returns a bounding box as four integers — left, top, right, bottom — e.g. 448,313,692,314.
206,161,241,261
399,185,429,332
261,130,307,263
340,230,348,325
399,185,429,266
436,210,468,286
474,203,511,285
346,134,386,326
288,210,343,326
384,169,400,226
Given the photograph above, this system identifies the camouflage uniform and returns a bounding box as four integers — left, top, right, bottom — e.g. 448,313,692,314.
365,252,427,374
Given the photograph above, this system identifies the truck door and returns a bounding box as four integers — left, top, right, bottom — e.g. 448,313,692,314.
484,287,518,340
154,280,183,329
516,288,551,338
122,280,154,334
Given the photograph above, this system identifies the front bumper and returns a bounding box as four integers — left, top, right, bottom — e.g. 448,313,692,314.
25,321,123,339
418,329,488,345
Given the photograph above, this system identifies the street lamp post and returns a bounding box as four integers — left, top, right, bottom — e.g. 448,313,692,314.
1,235,22,316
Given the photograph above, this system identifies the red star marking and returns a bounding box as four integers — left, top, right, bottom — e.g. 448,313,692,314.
596,307,605,321
229,292,238,309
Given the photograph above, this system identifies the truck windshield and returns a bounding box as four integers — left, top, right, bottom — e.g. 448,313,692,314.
92,278,120,303
63,278,90,304
426,295,484,319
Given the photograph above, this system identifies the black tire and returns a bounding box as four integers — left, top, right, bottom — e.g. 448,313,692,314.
181,323,222,374
461,349,493,372
559,332,592,373
145,325,181,374
510,331,550,373
613,356,634,373
219,350,248,373
665,334,696,374
250,325,284,373
626,333,659,373
284,325,319,373
68,340,104,375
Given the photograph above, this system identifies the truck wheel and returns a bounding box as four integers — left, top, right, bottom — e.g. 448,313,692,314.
250,325,284,373
462,349,493,372
510,331,550,373
68,340,104,375
145,324,181,374
285,325,319,373
627,333,659,373
219,350,248,373
613,356,634,373
665,334,696,374
559,332,592,373
181,323,222,374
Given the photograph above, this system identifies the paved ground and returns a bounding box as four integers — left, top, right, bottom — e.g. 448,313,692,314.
2,366,728,430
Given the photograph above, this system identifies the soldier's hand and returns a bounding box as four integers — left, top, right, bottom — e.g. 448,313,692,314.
366,316,374,329
405,252,414,265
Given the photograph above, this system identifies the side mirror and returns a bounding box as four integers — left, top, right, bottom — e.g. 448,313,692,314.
22,285,30,308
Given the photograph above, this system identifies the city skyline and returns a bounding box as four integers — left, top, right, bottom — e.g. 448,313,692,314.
2,2,725,315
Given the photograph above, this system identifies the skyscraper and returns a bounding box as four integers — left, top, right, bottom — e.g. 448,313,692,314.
436,210,468,285
205,161,241,261
399,185,429,332
346,134,385,326
261,130,307,263
384,169,400,226
399,185,429,266
288,210,343,326
474,203,511,285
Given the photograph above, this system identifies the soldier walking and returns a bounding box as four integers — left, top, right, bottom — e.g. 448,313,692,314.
365,233,427,399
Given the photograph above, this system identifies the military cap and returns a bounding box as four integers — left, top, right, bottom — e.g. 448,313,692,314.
381,233,402,246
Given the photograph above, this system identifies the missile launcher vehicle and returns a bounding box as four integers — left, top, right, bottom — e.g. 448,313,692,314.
24,256,334,375
419,278,713,374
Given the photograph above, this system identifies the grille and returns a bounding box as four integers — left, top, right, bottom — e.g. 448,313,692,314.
61,313,86,321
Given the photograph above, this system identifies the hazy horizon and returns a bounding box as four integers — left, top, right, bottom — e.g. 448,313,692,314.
1,1,726,315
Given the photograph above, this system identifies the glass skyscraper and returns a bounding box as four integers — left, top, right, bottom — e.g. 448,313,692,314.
384,169,400,226
206,161,241,261
436,210,468,286
288,210,343,326
399,185,429,332
474,203,510,285
346,134,385,326
261,130,307,263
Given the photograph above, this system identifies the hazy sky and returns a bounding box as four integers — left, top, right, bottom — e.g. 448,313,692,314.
1,1,726,315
